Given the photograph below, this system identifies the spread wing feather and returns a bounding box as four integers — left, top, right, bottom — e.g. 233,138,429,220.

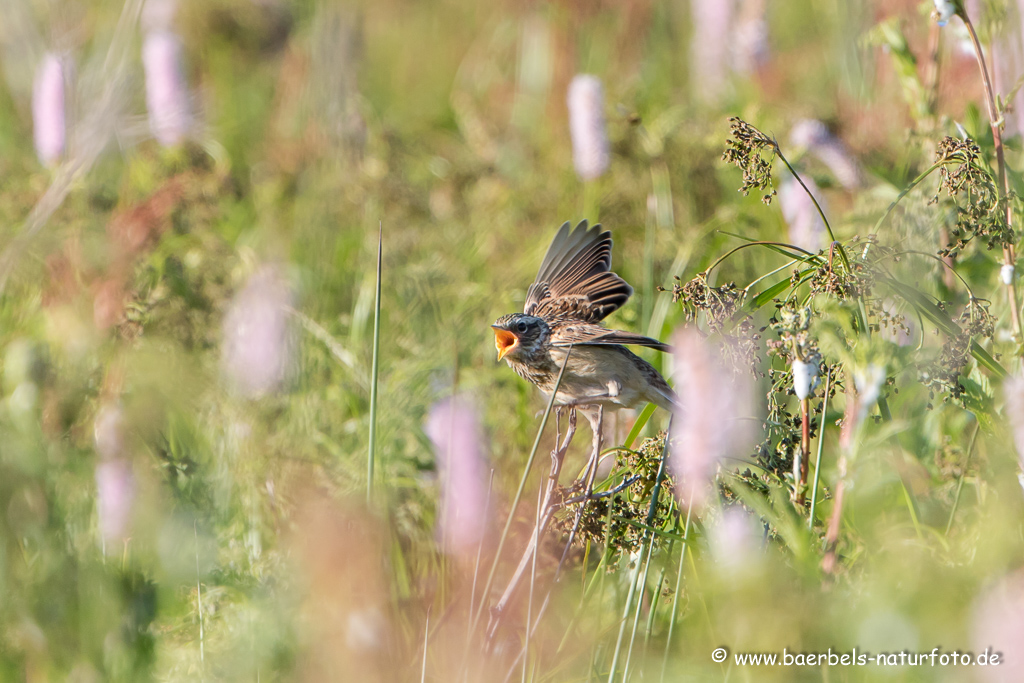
549,323,672,353
524,220,633,321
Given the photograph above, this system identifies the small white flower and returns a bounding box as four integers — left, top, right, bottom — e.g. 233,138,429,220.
1001,264,1015,286
934,0,957,26
792,359,817,400
567,75,609,181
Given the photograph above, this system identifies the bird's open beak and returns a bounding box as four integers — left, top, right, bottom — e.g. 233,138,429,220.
491,325,519,361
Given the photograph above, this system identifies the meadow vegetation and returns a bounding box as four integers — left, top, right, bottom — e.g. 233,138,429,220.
1,0,1024,681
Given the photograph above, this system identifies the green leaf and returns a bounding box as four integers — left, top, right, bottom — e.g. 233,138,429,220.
625,403,657,449
881,276,1008,378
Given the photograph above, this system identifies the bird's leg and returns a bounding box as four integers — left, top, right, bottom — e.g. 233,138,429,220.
554,406,562,451
554,406,604,576
487,408,578,642
580,405,605,487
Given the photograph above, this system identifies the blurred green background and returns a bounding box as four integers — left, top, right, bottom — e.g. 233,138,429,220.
1,0,1024,681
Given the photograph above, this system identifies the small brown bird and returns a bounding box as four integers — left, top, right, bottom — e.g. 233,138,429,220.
492,220,676,413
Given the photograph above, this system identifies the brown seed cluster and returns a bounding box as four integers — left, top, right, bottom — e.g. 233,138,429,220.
722,117,779,205
933,136,1015,257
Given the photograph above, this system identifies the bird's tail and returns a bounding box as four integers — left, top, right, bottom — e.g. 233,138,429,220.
648,382,679,414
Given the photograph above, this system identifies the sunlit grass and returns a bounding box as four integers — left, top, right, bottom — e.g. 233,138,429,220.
0,0,1023,681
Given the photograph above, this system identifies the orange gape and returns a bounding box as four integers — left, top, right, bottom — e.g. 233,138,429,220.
493,328,519,361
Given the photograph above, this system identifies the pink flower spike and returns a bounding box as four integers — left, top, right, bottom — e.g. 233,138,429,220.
790,119,863,190
779,175,827,254
32,53,67,165
709,507,761,578
971,572,1024,682
94,403,126,460
567,75,609,181
425,395,489,555
143,30,191,147
1005,375,1024,471
221,266,296,398
96,458,135,547
690,0,733,103
670,328,753,510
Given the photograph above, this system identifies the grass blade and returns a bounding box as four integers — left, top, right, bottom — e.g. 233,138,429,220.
469,346,574,636
368,224,383,503
808,368,832,529
624,404,656,449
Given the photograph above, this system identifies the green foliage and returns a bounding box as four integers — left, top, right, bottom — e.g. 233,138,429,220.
1,1,1024,681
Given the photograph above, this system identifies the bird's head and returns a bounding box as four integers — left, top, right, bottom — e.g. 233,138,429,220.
491,314,548,361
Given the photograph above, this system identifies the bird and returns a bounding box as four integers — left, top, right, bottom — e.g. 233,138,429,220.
491,220,677,415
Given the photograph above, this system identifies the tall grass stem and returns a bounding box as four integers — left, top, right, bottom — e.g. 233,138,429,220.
469,346,574,635
808,368,832,528
368,225,382,503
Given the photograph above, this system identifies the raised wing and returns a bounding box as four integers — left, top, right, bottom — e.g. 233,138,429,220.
523,220,633,323
549,322,672,353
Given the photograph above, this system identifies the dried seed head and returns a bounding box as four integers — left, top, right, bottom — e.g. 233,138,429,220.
779,175,826,253
722,117,778,205
670,328,754,510
143,30,192,147
425,395,489,554
567,75,609,181
221,265,296,398
32,53,68,165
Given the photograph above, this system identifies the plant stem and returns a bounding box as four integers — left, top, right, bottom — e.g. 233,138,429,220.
823,373,855,574
870,160,947,236
796,397,810,506
704,240,817,278
660,493,694,683
808,368,832,529
608,422,670,682
774,148,850,272
961,13,1023,349
945,419,981,535
469,346,574,636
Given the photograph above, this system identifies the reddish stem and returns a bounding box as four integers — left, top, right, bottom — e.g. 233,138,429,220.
962,14,1022,347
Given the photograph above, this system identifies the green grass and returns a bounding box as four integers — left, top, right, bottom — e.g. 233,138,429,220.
1,1,1024,681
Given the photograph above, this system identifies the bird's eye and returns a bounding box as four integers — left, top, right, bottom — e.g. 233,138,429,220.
517,322,528,333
